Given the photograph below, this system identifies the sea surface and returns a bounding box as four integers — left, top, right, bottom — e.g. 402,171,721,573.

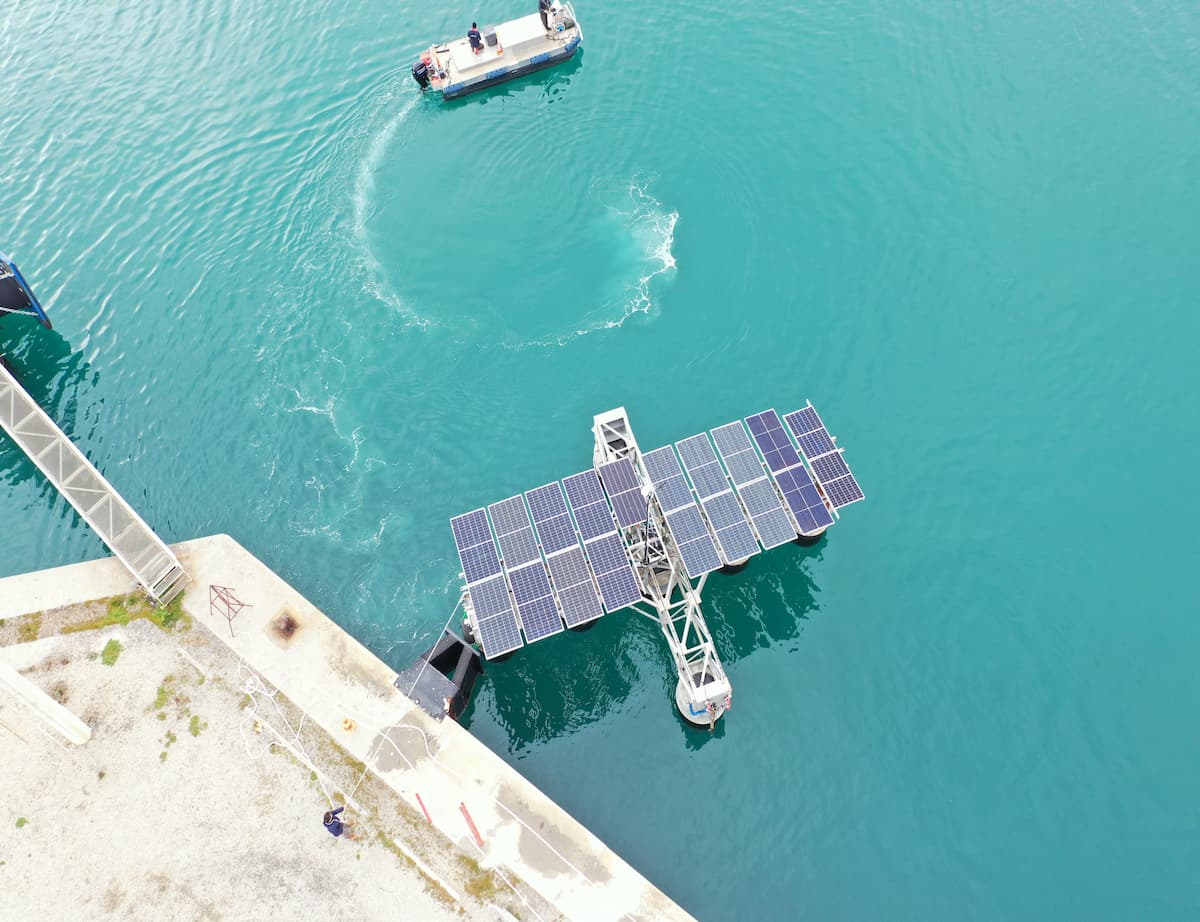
3,1,1199,919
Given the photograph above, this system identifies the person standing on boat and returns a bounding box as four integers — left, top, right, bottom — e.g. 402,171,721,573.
468,22,484,53
538,0,552,32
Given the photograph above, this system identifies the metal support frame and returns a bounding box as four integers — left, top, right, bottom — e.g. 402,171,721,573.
593,408,732,719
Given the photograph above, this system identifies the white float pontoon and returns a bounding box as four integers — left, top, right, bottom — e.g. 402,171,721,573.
411,3,582,100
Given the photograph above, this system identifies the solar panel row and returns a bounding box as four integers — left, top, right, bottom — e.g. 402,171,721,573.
642,445,723,579
675,432,761,565
709,423,796,548
745,409,834,535
597,458,646,528
784,404,866,510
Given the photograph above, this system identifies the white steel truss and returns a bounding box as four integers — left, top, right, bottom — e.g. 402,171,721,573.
0,359,189,605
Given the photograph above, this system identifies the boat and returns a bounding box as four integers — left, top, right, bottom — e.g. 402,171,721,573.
0,252,51,329
411,2,582,100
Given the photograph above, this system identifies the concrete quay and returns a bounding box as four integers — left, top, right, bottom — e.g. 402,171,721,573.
0,534,694,922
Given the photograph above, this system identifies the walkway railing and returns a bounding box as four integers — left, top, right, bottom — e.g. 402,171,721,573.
0,360,189,605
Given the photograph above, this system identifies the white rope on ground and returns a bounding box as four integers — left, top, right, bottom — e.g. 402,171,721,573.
235,661,367,813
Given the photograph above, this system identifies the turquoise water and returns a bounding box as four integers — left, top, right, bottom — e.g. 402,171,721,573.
4,1,1200,918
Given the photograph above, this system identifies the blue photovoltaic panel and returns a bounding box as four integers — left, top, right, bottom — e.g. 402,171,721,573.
476,614,523,658
711,422,766,487
467,574,523,658
785,404,866,509
509,561,554,605
665,506,723,578
701,491,760,562
745,409,803,474
823,475,865,508
774,466,835,534
784,407,836,460
642,446,694,513
507,560,563,643
583,533,641,611
563,470,616,541
450,508,503,584
737,479,797,549
597,458,646,528
675,433,729,500
488,495,540,568
557,582,604,627
526,482,580,554
517,596,563,643
546,546,604,627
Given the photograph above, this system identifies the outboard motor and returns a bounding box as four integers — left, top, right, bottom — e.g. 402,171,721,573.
412,59,430,90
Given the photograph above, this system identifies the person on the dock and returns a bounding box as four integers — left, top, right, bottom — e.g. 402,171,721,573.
323,805,354,839
539,0,552,31
467,22,483,54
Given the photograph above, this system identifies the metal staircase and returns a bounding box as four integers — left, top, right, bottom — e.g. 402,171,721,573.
0,360,189,605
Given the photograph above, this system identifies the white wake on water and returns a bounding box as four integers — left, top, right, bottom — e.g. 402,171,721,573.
512,181,679,349
349,90,434,330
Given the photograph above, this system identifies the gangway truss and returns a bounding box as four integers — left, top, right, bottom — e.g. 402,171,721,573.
447,402,865,727
0,361,189,605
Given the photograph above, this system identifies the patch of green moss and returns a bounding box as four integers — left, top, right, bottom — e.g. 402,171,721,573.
101,638,123,666
61,591,190,636
159,751,168,763
16,817,28,828
458,855,501,903
164,730,177,748
188,714,207,737
377,831,458,908
17,612,42,643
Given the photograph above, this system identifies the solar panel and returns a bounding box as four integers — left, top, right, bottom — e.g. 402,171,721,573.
784,407,837,460
736,479,797,549
642,445,724,577
745,410,803,474
642,446,695,512
701,491,760,562
488,495,541,568
597,458,646,528
546,546,605,626
506,561,564,643
526,482,580,555
774,466,835,534
450,508,503,585
467,573,524,658
664,506,724,577
557,582,605,627
711,421,766,486
675,433,729,500
563,470,617,541
583,533,642,611
785,403,866,510
676,431,762,565
745,409,836,535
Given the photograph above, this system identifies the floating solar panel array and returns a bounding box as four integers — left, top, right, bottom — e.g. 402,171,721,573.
745,410,835,536
784,403,866,509
676,433,761,564
642,446,723,579
452,402,862,660
710,422,796,549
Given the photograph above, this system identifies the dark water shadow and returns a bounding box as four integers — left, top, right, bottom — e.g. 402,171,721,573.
0,321,98,489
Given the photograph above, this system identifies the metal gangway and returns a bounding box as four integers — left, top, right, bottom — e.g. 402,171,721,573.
0,360,189,605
